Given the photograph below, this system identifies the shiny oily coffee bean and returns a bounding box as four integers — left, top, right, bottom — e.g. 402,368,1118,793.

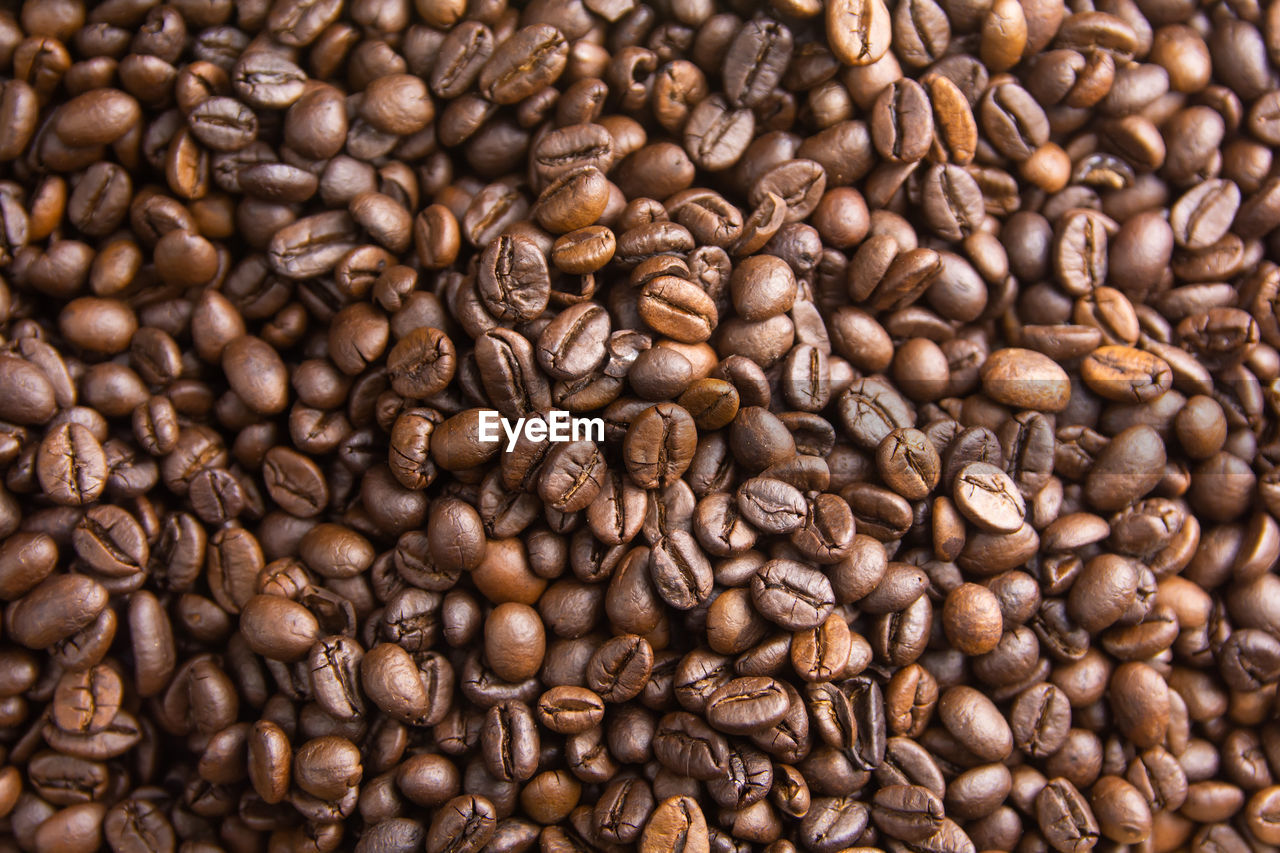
751,559,836,631
736,477,807,534
705,677,790,735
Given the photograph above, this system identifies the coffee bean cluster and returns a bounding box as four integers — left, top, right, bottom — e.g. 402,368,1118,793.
0,0,1278,850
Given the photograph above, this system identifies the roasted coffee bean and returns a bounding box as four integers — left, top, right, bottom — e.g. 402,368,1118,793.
751,559,836,631
537,686,605,735
872,784,946,842
538,302,610,380
650,531,713,611
482,700,540,782
587,634,654,703
479,26,569,106
877,427,941,500
828,0,892,66
654,712,730,781
872,80,934,164
939,686,1013,762
8,574,108,650
641,796,709,853
705,677,790,735
736,477,807,534
799,796,871,853
1036,778,1100,853
625,403,697,489
427,794,497,853
638,276,718,344
981,348,1072,412
1080,345,1173,403
953,461,1026,533
37,423,107,506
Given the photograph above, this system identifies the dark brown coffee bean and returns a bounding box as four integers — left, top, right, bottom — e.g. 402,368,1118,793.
534,166,609,234
625,403,697,489
938,686,1013,762
653,712,730,781
586,634,654,703
980,348,1071,412
537,686,605,735
426,794,497,853
799,796,871,853
55,88,141,147
1170,179,1240,250
736,477,807,534
268,211,359,280
706,677,790,735
954,461,1026,533
187,96,258,152
650,530,713,611
8,574,108,649
1036,778,1100,853
872,80,934,163
877,427,941,500
751,558,836,631
482,700,540,782
37,423,107,507
872,784,946,843
487,26,570,99
538,302,610,380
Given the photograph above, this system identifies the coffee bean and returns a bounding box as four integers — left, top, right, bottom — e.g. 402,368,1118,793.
872,80,934,164
1036,778,1100,853
650,530,714,611
638,276,719,344
736,477,807,534
268,211,359,280
799,796,871,853
55,89,141,147
586,634,654,703
538,302,610,380
479,25,569,105
877,427,941,500
953,461,1026,533
942,583,1004,655
872,784,946,842
537,686,605,735
828,0,892,66
653,712,730,781
980,347,1072,412
751,558,836,631
641,796,709,852
485,603,546,683
8,574,108,649
482,699,540,782
533,166,609,234
426,794,497,853
625,403,697,489
1080,345,1173,403
36,423,107,507
705,677,790,735
309,635,365,721
938,686,1013,762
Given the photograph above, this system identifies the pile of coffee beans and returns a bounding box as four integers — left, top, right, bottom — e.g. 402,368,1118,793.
2,0,1280,850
